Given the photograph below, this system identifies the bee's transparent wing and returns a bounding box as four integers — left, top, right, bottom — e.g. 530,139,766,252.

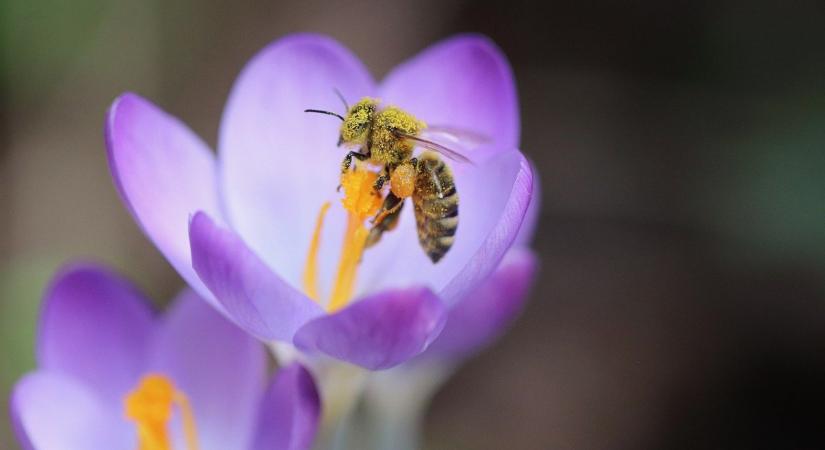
420,125,491,148
397,132,474,164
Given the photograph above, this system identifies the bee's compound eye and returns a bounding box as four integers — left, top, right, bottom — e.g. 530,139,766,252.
390,164,416,198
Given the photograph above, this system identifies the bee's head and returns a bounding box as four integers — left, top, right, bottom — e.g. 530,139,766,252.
340,98,377,146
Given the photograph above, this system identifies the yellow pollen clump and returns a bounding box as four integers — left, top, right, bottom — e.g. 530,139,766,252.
302,168,383,312
340,168,383,220
124,374,199,450
390,163,416,198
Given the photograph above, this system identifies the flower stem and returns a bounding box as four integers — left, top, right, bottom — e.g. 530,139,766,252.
362,364,455,450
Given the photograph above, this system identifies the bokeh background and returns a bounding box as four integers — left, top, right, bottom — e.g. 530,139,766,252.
3,0,825,448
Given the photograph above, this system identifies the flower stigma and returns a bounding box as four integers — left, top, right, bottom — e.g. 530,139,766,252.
302,167,383,312
124,374,199,450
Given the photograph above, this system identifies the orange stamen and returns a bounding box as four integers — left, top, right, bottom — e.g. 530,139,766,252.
328,168,382,311
302,202,331,302
328,215,370,311
124,374,199,450
304,168,382,312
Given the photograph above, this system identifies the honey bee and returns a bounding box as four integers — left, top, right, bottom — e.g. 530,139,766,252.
306,96,474,263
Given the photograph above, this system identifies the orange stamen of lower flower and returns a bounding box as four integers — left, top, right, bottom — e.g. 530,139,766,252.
302,168,382,312
124,374,199,450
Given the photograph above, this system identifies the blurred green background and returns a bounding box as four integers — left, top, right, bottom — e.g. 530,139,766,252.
3,0,825,448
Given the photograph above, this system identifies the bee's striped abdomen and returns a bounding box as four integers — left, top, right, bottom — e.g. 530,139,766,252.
412,153,459,263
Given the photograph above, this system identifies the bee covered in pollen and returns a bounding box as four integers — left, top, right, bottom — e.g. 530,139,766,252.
305,96,478,263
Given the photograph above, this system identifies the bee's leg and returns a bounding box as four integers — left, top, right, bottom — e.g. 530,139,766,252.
371,193,404,226
366,193,405,249
341,151,368,174
338,151,369,191
373,167,390,191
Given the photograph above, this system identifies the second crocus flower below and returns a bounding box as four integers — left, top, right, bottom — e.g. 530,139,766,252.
10,264,320,450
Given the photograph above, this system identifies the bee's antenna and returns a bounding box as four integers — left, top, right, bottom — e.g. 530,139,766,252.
333,88,349,111
305,109,345,121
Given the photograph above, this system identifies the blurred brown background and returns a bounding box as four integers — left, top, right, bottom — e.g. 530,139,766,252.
3,0,825,448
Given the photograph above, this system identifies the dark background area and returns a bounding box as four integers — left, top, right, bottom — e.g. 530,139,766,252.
3,1,825,448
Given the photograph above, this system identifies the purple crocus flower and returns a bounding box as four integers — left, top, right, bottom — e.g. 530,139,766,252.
105,33,534,371
10,264,320,450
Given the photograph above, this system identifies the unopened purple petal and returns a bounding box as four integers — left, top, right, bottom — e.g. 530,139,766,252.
148,290,266,450
219,33,375,291
293,287,447,370
423,248,537,360
10,372,132,450
37,264,154,406
189,212,324,342
105,93,225,307
251,364,320,450
380,34,519,152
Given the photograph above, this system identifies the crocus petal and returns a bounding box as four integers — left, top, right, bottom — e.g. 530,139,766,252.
37,264,154,406
363,150,533,306
219,33,376,290
106,93,225,307
514,162,540,247
380,34,519,152
189,212,324,342
10,372,132,450
251,364,320,450
423,248,537,360
293,287,447,370
148,290,266,450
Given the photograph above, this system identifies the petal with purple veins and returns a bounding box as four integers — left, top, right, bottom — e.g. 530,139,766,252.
293,287,447,370
105,93,225,306
148,289,266,450
514,161,540,247
251,363,321,450
437,150,533,304
363,150,533,306
37,264,154,405
10,372,133,450
423,248,537,360
219,33,376,290
189,212,324,342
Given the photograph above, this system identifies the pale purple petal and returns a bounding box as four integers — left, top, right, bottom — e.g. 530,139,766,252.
37,264,154,405
423,248,537,360
293,287,447,370
363,150,533,306
10,372,132,450
106,93,225,307
148,290,266,450
514,161,540,247
380,34,519,152
220,33,376,290
189,212,324,342
251,364,320,450
437,151,533,303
